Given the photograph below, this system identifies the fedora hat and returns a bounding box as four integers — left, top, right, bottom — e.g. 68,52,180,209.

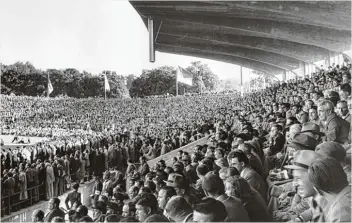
300,123,325,136
284,150,323,170
287,133,317,151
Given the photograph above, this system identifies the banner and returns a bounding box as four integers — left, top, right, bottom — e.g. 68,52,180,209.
177,66,193,86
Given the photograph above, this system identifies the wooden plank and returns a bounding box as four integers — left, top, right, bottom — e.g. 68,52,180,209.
147,135,210,168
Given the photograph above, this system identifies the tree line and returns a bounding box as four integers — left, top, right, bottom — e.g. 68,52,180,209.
1,61,219,98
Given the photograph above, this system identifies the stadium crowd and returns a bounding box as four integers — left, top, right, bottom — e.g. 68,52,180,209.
1,64,351,222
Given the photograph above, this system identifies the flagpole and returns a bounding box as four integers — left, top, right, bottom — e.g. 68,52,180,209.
47,73,49,98
176,67,178,96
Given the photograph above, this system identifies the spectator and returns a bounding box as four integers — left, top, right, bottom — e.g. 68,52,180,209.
163,196,193,222
44,198,65,223
225,176,271,222
284,150,328,222
32,209,45,222
228,150,268,201
193,197,228,222
202,172,250,222
65,183,81,210
308,157,351,222
156,186,176,211
317,100,350,144
135,193,168,222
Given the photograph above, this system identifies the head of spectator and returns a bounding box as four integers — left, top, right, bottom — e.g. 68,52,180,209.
164,196,193,222
228,150,249,173
173,161,184,174
297,111,309,124
309,106,319,122
284,150,323,198
177,150,184,160
134,180,144,189
135,193,158,222
315,142,347,166
48,197,60,211
337,100,349,117
225,176,252,200
308,157,349,203
157,186,176,210
202,172,226,198
92,201,107,220
122,202,136,218
164,173,189,196
75,205,88,220
193,197,228,222
339,83,351,101
301,123,323,140
51,217,65,222
144,181,156,194
32,209,44,222
318,99,335,121
128,186,139,200
342,72,351,84
286,124,302,143
326,91,340,106
196,164,210,180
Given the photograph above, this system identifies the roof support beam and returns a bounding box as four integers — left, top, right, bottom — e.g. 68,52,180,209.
156,44,285,75
157,34,300,70
158,27,331,64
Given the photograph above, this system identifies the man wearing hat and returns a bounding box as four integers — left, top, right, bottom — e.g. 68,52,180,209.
315,142,351,184
284,150,328,222
164,173,199,205
300,123,325,146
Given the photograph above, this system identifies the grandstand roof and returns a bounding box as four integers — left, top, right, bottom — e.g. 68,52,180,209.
130,1,351,75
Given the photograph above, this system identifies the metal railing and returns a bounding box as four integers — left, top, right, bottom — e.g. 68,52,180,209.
1,183,45,216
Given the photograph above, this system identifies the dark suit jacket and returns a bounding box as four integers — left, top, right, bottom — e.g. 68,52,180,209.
241,167,268,202
139,163,149,177
217,194,250,222
323,113,350,144
44,208,65,222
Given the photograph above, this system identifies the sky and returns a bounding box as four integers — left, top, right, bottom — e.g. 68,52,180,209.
0,0,255,82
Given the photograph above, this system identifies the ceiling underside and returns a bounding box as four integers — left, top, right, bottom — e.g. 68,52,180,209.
130,1,351,75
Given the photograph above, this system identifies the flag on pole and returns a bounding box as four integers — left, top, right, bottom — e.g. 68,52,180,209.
177,66,193,85
104,74,110,91
48,76,54,95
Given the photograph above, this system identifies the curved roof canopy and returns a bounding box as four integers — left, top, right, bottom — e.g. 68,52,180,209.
130,1,351,75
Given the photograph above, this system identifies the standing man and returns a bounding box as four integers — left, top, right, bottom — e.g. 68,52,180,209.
65,183,81,210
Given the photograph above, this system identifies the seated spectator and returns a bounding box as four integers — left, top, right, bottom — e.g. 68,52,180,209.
229,150,268,201
157,186,176,211
135,193,169,222
318,99,350,144
202,172,250,222
163,196,193,222
315,142,351,184
193,197,228,222
44,198,65,223
32,209,45,222
225,176,271,222
308,157,351,222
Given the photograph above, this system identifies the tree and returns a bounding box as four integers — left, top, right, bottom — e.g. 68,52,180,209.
1,62,132,98
186,61,219,91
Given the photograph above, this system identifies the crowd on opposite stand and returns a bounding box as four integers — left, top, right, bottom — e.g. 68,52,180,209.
1,64,352,222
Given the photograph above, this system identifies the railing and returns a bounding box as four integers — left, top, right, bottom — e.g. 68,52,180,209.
1,183,45,217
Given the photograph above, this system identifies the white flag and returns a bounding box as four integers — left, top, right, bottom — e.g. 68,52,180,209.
48,77,54,95
177,66,193,86
104,74,110,91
